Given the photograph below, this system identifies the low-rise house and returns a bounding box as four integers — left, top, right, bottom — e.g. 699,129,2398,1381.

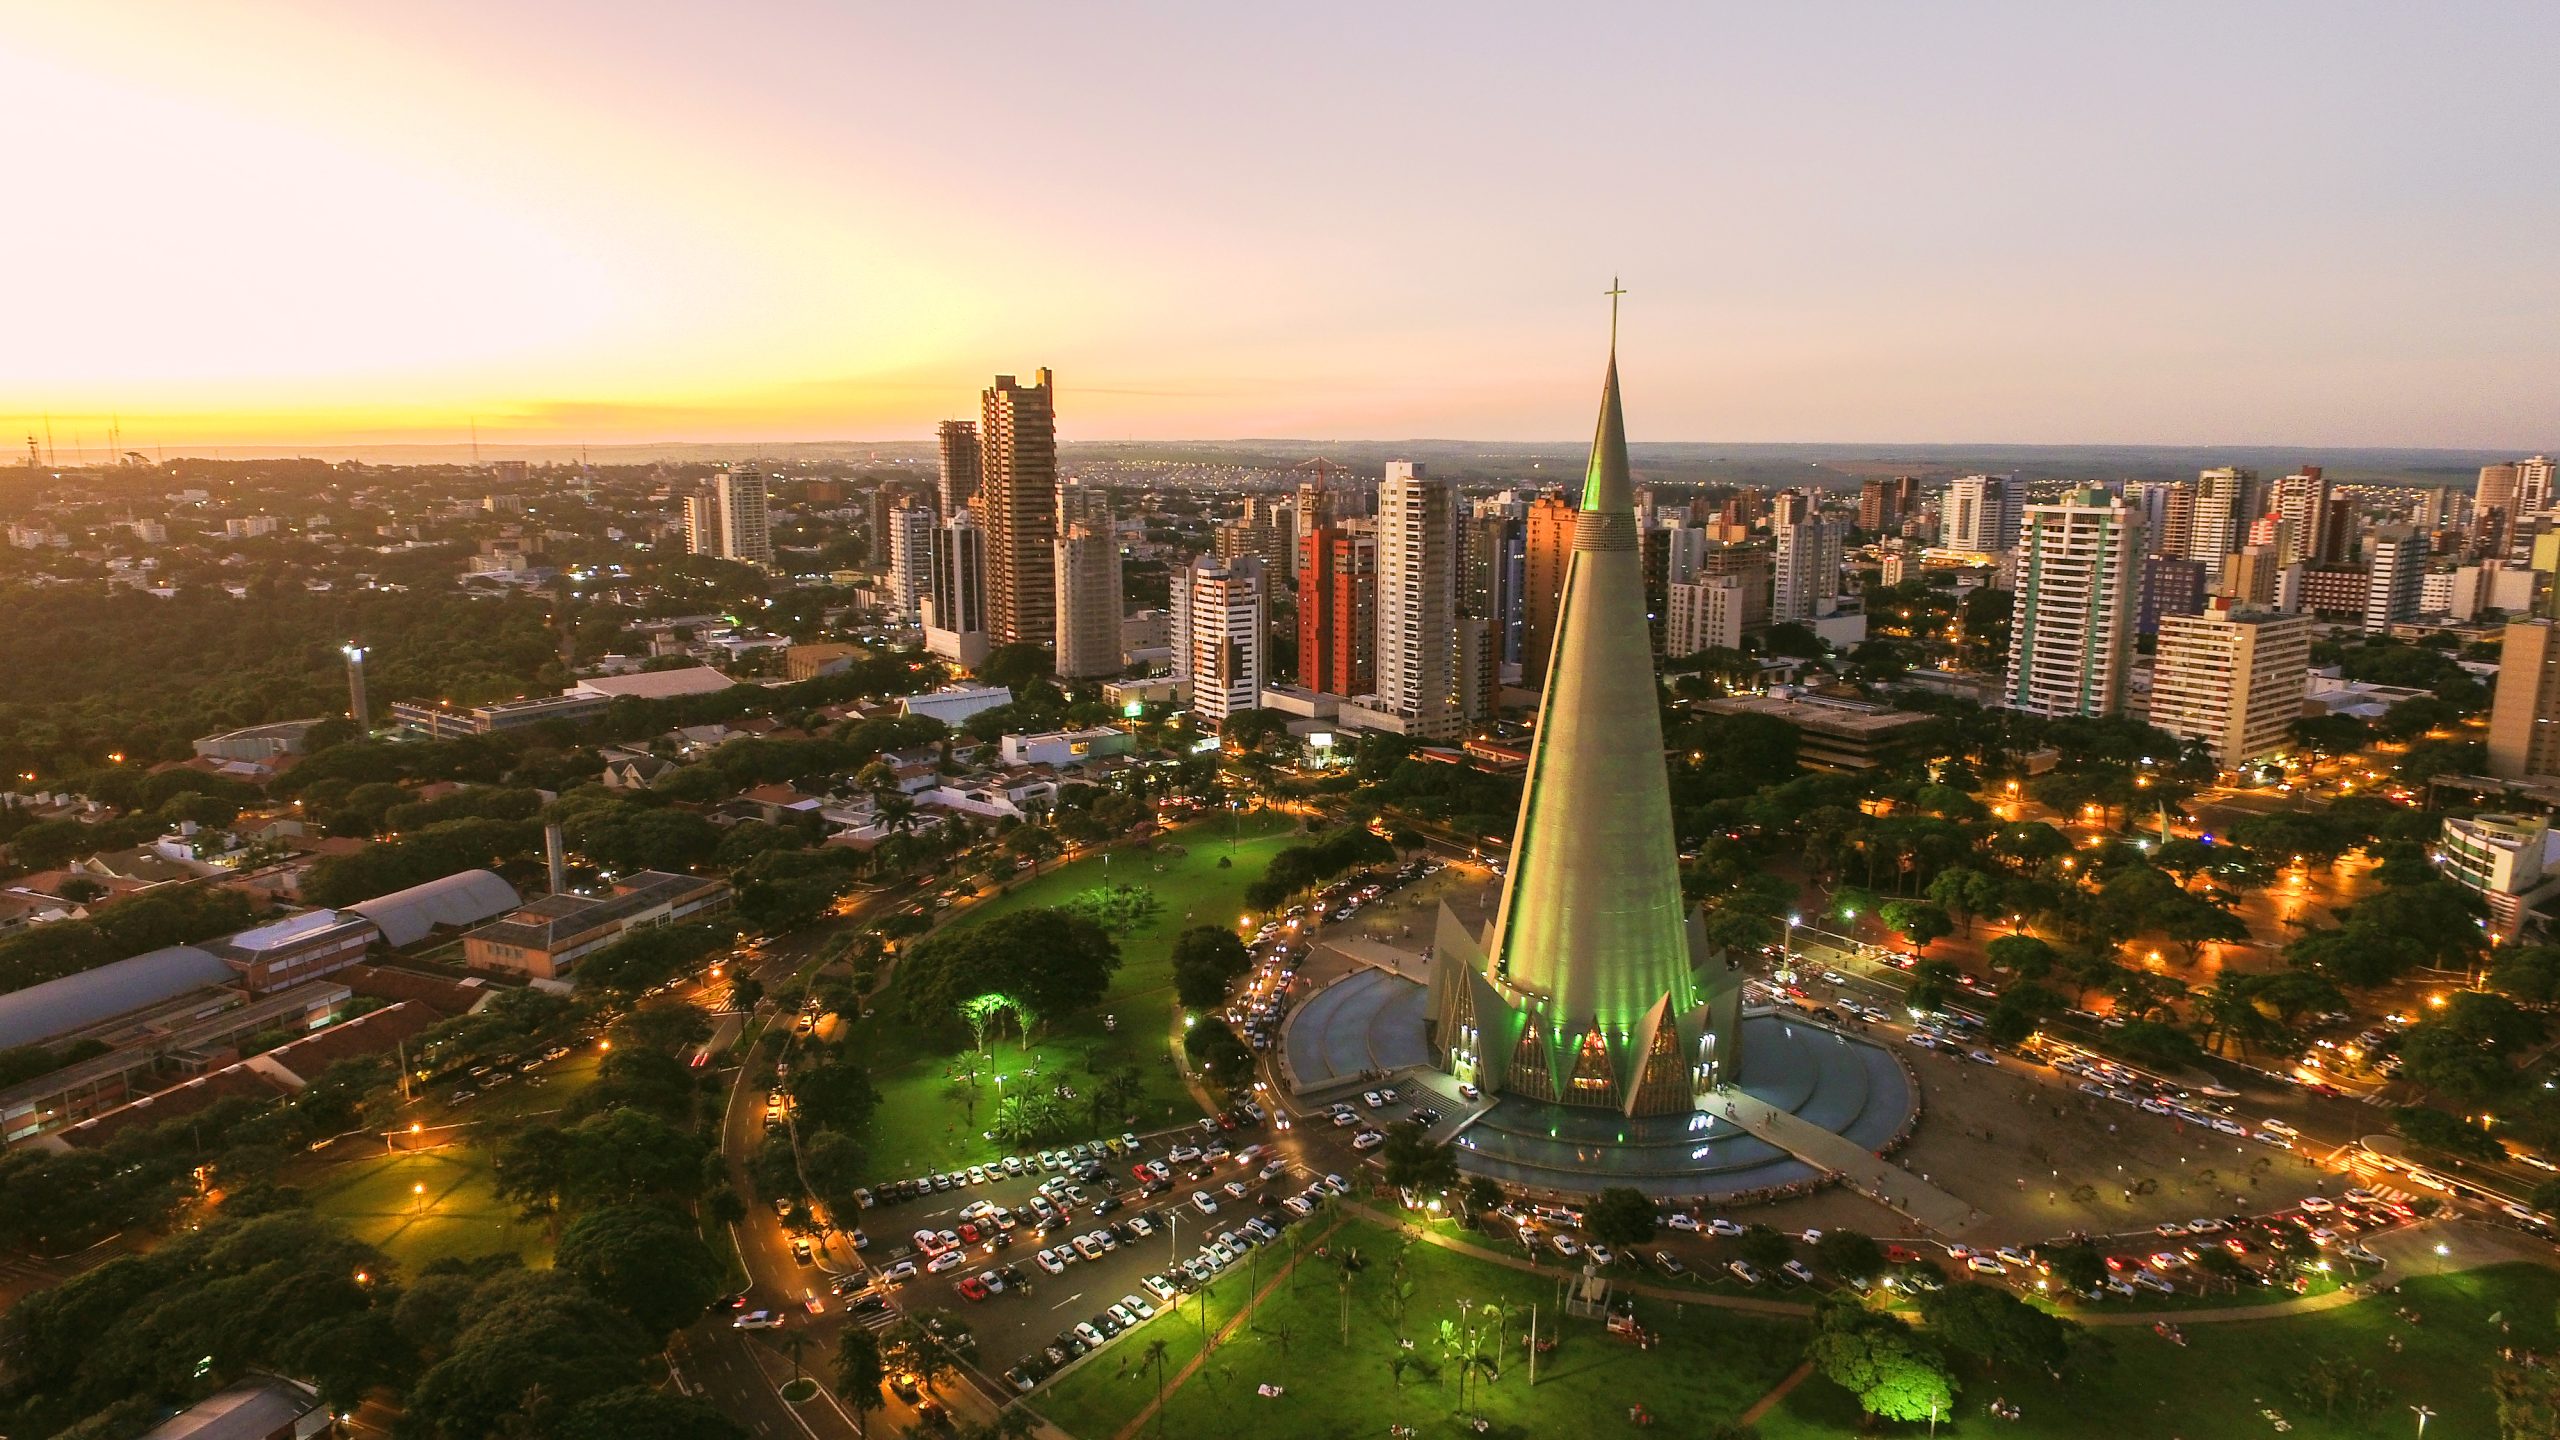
136,1375,333,1439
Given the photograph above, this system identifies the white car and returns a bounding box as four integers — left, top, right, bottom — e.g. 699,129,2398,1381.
926,1250,965,1274
1192,1190,1220,1215
1282,1195,1314,1217
1144,1274,1181,1304
1664,1213,1701,1233
1586,1244,1616,1267
2408,1170,2452,1192
1550,1234,1581,1257
1995,1248,2033,1268
733,1309,785,1330
1707,1218,1745,1237
1965,1256,2006,1276
1035,1249,1066,1274
1363,1090,1385,1109
1128,1216,1156,1238
1782,1260,1817,1285
1353,1130,1386,1150
1799,1228,1823,1244
2298,1195,2336,1213
1727,1261,1763,1285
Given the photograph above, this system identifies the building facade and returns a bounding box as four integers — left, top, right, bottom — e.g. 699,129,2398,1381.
936,419,981,516
2004,487,2144,718
2489,619,2560,780
978,370,1058,648
1170,554,1265,728
1376,462,1464,739
2149,598,2313,770
1772,515,1844,625
1053,517,1124,679
1297,526,1377,697
1520,491,1578,687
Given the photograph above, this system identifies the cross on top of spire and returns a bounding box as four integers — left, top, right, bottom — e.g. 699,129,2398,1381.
1606,276,1626,345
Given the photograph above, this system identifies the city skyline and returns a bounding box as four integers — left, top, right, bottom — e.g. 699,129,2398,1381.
9,3,2557,451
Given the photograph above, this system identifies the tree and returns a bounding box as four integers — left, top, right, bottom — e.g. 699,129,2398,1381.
1807,1299,1958,1425
1169,924,1253,1011
2492,1356,2560,1440
1985,933,2057,980
1379,1121,1460,1195
1184,1018,1256,1090
1925,868,2006,935
2044,1242,2107,1295
1880,899,1952,953
1918,1282,2080,1375
553,1387,754,1440
2532,1179,2560,1219
834,1326,887,1427
556,1203,725,1338
1737,1224,1795,1272
1585,1187,1659,1248
1813,1228,1885,1283
2491,944,2560,1004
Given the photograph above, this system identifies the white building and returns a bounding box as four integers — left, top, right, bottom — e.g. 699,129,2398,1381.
2363,525,2429,634
2149,598,2313,770
2439,813,2560,941
1170,554,1265,728
885,503,936,618
2004,487,2144,718
1942,474,2020,555
1667,576,1747,656
684,472,772,568
1772,516,1844,625
925,510,989,667
1374,462,1464,740
2185,467,2261,567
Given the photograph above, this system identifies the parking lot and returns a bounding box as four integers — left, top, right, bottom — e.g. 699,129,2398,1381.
837,1116,1349,1391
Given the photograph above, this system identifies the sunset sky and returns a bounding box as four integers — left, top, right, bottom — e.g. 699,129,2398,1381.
9,3,2556,451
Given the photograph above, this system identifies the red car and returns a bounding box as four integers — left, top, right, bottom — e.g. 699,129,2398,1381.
956,1276,990,1302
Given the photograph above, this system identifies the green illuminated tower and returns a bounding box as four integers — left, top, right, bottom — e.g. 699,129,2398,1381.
1428,312,1745,1116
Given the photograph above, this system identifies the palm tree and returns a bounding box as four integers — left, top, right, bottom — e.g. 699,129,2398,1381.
833,1327,886,1436
1140,1338,1171,1436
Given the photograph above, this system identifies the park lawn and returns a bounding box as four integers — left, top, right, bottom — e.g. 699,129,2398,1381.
1759,1262,2560,1440
1036,1218,1807,1440
304,1144,551,1273
852,812,1304,1179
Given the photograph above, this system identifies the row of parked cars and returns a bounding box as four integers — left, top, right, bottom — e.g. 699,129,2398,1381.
855,1133,1145,1209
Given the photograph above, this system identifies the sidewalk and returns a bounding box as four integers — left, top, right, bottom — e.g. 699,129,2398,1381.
1716,1091,1980,1238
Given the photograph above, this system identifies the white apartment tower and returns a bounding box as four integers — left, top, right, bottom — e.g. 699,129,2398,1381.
1943,474,2022,555
2004,487,2144,718
1170,554,1265,728
1772,515,1844,624
2363,525,2429,634
2184,467,2261,567
1374,462,1465,739
885,501,937,618
2150,598,2314,770
1053,517,1124,679
2270,469,2331,566
683,471,773,568
1667,576,1746,656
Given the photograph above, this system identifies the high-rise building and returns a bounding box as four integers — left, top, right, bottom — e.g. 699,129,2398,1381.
2150,598,2313,771
1520,491,1579,687
2184,467,2263,567
936,420,981,517
1170,554,1265,727
1427,336,1744,1116
1461,513,1517,667
1054,515,1123,679
2363,525,2429,634
2004,487,2144,717
1667,576,1747,656
978,370,1058,649
1702,545,1773,635
2138,556,2208,636
2271,468,2330,566
1858,476,1919,535
1943,474,2021,554
925,509,988,661
683,471,772,567
1772,515,1844,624
2518,456,2558,518
885,500,937,618
2217,546,2280,606
1297,526,1377,697
2488,619,2560,780
1376,462,1464,739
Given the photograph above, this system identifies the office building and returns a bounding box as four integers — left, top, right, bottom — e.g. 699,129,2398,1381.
936,419,981,516
2139,556,2208,636
885,500,936,618
2150,598,2313,770
2217,545,2280,606
1461,513,1518,667
1859,476,1920,535
465,872,733,982
2362,525,2428,633
1521,491,1578,687
1772,515,1844,624
2489,620,2560,780
2520,456,2558,518
1667,576,1747,656
1376,462,1464,739
1297,526,1377,697
979,370,1058,648
1943,474,2021,554
1053,516,1123,679
2004,487,2144,718
1170,555,1265,728
2185,467,2261,567
925,510,989,666
682,471,772,567
2271,468,2331,565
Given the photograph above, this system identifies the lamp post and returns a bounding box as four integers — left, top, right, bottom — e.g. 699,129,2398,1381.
1785,914,1801,977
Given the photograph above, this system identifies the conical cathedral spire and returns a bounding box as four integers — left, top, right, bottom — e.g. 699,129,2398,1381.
1426,291,1746,1117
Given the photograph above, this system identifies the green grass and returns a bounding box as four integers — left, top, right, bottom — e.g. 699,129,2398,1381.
305,1145,551,1273
1035,1218,1806,1440
1758,1262,2560,1440
849,812,1303,1180
296,1050,600,1275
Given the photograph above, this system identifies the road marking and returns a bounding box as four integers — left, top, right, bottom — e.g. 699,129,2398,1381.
1052,1291,1084,1309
